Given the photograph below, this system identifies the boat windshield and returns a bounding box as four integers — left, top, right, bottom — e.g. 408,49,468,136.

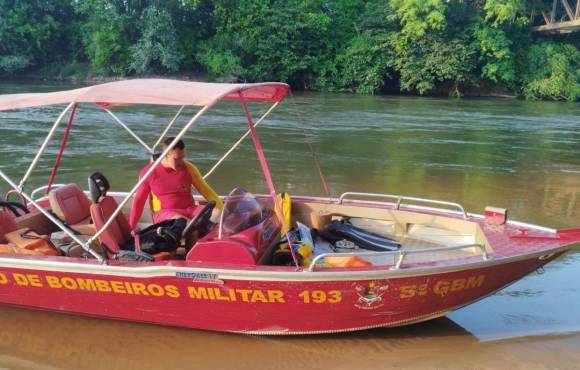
220,188,263,237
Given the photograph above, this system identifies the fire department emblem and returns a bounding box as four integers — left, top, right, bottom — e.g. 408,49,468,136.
353,281,389,310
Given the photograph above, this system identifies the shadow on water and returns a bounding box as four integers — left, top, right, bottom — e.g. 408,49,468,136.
449,248,580,343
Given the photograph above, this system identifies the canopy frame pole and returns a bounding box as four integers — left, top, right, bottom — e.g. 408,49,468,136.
0,169,104,262
152,105,186,152
18,102,75,190
203,102,279,180
87,105,211,245
103,108,154,154
46,104,77,194
238,93,299,268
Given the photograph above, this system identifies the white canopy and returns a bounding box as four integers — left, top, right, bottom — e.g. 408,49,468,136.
0,79,289,111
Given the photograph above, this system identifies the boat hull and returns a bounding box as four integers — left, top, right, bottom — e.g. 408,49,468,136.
0,252,565,334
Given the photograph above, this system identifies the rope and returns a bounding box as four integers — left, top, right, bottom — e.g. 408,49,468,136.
288,91,332,199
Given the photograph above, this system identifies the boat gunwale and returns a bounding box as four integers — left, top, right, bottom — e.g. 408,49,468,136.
1,194,573,282
282,194,558,234
118,191,558,233
0,243,571,282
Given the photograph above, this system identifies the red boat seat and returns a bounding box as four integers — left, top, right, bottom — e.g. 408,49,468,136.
0,209,59,256
48,184,96,235
90,196,171,261
0,209,18,239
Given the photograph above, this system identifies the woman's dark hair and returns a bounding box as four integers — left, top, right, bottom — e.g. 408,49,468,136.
163,137,185,150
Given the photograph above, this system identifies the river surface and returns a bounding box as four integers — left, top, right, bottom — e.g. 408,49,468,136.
0,82,579,369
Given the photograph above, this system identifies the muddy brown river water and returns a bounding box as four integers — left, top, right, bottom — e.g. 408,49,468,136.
0,83,579,369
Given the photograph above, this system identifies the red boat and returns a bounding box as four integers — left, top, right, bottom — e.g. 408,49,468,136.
0,80,578,334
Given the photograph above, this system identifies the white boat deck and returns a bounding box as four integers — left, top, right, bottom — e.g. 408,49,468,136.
332,218,481,266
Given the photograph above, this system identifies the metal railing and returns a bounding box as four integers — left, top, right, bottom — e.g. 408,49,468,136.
0,170,104,261
307,243,489,271
338,192,469,220
30,184,67,200
18,103,75,190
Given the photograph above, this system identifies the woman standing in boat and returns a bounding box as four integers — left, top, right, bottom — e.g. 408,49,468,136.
128,137,223,232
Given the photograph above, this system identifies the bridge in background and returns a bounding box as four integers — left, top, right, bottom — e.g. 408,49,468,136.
532,0,580,34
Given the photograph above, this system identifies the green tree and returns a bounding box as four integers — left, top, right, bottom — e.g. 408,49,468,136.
389,0,447,38
1,0,579,101
483,0,525,26
389,0,475,95
393,34,475,94
197,0,334,88
331,33,395,94
164,0,214,70
0,0,77,75
130,5,183,73
521,42,580,101
468,16,517,86
317,0,396,94
75,0,134,75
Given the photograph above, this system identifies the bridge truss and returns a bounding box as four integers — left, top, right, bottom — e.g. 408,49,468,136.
532,0,580,34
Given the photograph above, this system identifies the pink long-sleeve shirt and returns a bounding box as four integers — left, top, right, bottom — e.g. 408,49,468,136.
129,161,223,229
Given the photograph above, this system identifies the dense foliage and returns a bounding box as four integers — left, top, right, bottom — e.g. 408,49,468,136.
1,0,579,101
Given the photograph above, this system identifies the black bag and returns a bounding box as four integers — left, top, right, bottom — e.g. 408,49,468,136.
127,218,187,255
322,219,401,252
